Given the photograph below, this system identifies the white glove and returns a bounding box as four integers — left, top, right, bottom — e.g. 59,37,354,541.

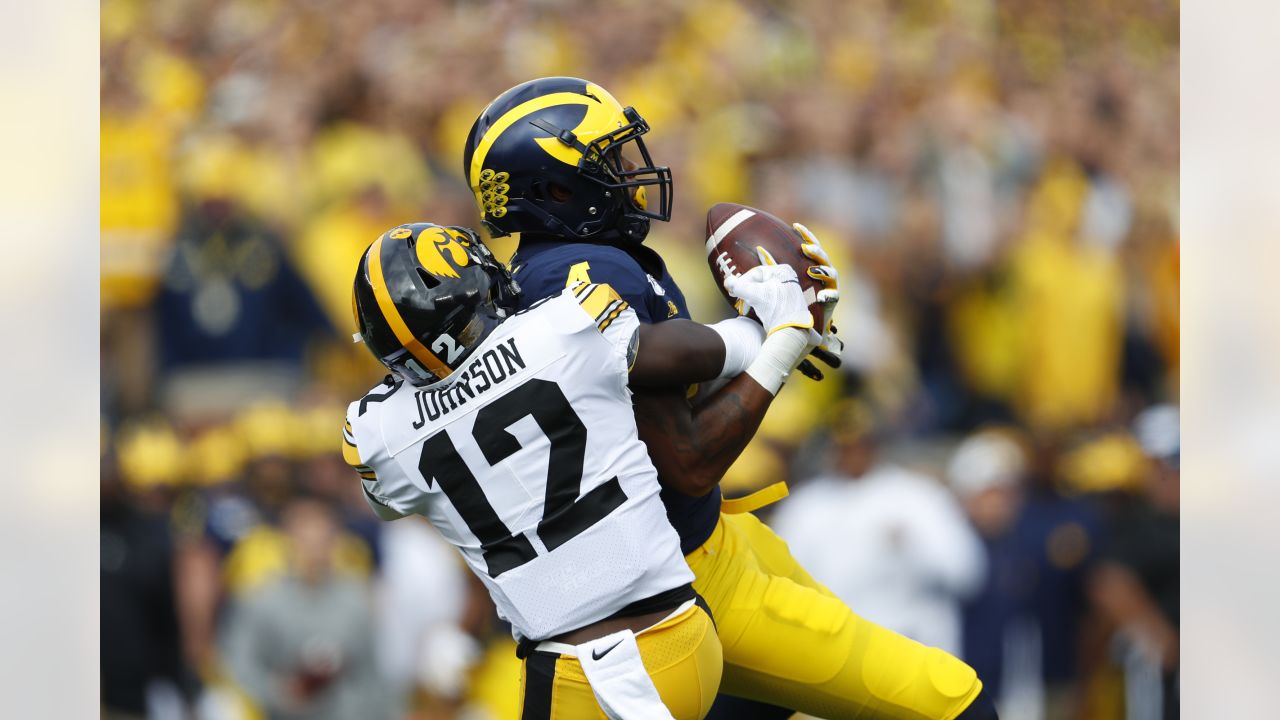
722,247,815,336
724,247,820,394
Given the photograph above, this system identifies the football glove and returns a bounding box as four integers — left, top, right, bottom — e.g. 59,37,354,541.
793,223,843,379
722,247,816,337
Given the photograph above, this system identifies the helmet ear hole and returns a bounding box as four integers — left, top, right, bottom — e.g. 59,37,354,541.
547,182,573,203
416,267,441,289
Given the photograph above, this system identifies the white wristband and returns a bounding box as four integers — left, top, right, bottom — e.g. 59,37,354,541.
745,327,811,395
709,316,766,379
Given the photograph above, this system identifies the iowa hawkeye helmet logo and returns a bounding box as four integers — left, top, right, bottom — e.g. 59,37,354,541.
396,225,472,279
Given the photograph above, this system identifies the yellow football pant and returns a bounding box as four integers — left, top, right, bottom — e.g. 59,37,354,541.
688,512,983,720
518,603,723,719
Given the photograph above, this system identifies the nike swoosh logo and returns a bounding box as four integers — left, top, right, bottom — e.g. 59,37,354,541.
591,640,623,661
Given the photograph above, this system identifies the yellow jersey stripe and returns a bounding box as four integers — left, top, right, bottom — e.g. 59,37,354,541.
341,438,363,468
577,284,603,314
578,282,622,321
367,235,452,380
594,297,624,324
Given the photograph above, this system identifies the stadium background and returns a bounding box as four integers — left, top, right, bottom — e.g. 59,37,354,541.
99,0,1179,718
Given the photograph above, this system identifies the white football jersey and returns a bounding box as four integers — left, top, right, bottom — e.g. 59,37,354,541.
343,284,694,641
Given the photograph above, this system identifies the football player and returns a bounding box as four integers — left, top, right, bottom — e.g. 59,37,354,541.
462,78,999,719
342,222,824,719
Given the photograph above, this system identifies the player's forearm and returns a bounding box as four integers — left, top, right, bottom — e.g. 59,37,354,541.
633,373,773,496
630,319,727,387
688,374,774,486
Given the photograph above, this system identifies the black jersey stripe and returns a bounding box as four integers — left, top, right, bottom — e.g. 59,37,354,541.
521,652,558,719
572,281,595,299
594,297,624,323
597,302,630,332
358,378,403,416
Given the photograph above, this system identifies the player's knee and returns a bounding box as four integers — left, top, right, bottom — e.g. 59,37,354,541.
952,688,999,720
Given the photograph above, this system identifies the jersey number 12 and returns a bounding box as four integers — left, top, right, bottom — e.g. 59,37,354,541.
418,379,627,577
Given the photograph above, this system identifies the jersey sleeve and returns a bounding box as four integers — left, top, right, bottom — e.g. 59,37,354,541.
342,402,409,521
568,281,642,370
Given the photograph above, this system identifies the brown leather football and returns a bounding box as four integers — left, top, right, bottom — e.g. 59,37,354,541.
705,202,822,326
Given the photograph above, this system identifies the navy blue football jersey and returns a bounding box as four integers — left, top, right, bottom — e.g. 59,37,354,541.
511,238,722,554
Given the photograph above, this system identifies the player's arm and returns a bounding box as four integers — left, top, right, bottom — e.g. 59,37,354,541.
573,278,765,387
632,376,772,496
628,319,740,387
633,254,820,496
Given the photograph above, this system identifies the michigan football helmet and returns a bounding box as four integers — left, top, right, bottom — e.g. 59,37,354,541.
352,223,521,386
463,77,672,243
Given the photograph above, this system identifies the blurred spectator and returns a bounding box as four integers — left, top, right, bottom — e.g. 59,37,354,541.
375,518,471,716
102,424,193,719
954,429,1103,720
1005,161,1126,431
151,135,335,415
1088,405,1179,720
216,405,374,596
772,402,985,655
994,436,1102,719
222,495,390,720
951,429,1034,712
170,403,376,692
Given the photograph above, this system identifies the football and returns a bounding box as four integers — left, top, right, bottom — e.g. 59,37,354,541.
705,202,823,327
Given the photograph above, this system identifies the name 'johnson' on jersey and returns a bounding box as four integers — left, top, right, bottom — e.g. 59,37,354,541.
342,284,694,642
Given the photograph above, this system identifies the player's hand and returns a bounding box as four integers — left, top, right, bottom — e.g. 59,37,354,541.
794,222,840,329
793,223,842,380
796,325,843,380
723,247,815,337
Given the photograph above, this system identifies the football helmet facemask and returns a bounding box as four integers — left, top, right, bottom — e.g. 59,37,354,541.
463,77,672,244
352,223,521,386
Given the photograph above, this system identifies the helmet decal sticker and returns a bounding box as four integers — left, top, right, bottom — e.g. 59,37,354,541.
477,169,511,219
415,227,473,279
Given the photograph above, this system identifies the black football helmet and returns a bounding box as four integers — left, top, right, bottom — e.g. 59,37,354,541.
352,223,521,386
462,77,672,244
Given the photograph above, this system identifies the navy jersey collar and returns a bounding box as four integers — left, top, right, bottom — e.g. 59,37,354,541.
516,234,670,279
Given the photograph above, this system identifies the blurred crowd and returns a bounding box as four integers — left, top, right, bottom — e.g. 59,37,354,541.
100,0,1179,719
